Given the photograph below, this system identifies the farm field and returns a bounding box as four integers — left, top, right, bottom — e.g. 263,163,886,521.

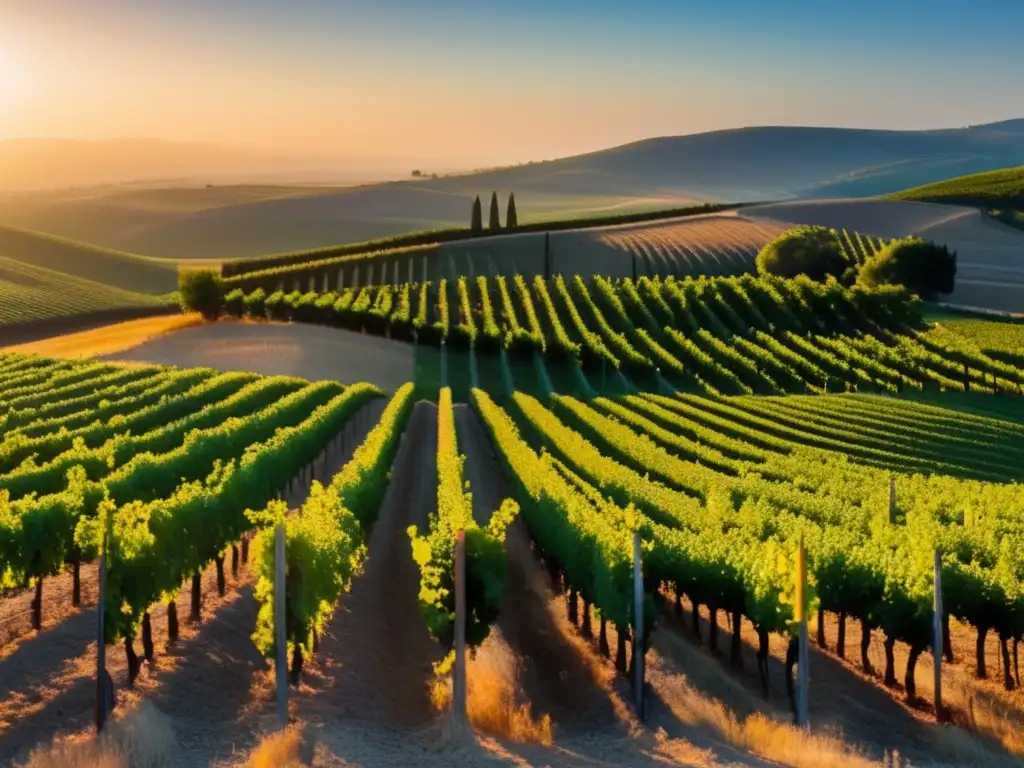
1,342,1024,766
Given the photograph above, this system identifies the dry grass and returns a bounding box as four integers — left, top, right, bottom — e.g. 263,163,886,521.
654,663,879,768
923,654,1024,762
648,628,881,768
430,647,553,746
1,313,204,358
14,700,176,768
243,727,304,768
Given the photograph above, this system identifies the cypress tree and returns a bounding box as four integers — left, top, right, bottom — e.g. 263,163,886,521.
470,196,483,236
489,191,501,232
506,192,518,230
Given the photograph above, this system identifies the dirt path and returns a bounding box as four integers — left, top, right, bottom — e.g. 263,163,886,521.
0,564,100,657
102,320,416,393
0,398,389,767
298,400,442,731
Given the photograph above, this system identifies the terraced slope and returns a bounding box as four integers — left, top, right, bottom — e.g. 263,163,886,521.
0,256,166,330
888,165,1024,205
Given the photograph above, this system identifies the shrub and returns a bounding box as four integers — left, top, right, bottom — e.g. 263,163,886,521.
755,226,852,283
858,237,957,299
178,269,223,320
264,290,286,320
224,288,245,317
243,287,267,318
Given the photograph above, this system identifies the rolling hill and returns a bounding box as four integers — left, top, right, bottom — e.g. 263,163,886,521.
0,256,167,332
0,224,178,294
888,164,1024,205
2,121,1023,261
887,164,1024,234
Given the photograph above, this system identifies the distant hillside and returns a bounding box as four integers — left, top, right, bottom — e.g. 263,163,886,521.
0,139,415,192
428,119,1024,201
1,120,1023,260
0,224,177,294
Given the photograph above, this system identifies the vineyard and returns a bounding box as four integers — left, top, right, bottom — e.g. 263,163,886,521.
0,256,167,331
0,224,178,295
219,272,1024,402
888,165,1024,205
924,314,1024,367
3,270,1024,765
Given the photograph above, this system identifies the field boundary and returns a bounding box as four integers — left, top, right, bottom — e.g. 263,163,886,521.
0,304,180,347
220,202,752,278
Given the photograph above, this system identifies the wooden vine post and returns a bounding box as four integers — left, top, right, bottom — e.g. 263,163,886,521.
274,522,288,729
795,533,810,729
453,529,468,732
633,530,646,720
889,476,896,523
440,339,448,388
933,549,945,722
94,531,114,732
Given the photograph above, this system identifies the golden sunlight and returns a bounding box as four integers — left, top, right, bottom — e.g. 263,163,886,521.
0,45,22,101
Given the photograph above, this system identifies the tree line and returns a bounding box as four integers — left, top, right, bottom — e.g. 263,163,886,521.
471,192,518,236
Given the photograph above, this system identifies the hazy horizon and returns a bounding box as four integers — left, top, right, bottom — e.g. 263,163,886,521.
4,0,1024,170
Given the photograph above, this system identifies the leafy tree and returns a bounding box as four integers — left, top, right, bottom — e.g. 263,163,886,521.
755,226,852,283
470,196,483,235
178,269,224,320
489,192,501,232
858,237,957,299
506,193,518,229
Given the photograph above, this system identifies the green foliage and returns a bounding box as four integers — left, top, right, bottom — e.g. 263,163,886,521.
471,388,634,629
217,272,1021,399
224,288,245,317
178,268,224,320
74,380,383,644
454,277,478,348
858,237,957,299
408,388,516,649
755,226,852,283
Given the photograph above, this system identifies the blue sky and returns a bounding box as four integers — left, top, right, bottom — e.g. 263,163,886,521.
3,0,1022,164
